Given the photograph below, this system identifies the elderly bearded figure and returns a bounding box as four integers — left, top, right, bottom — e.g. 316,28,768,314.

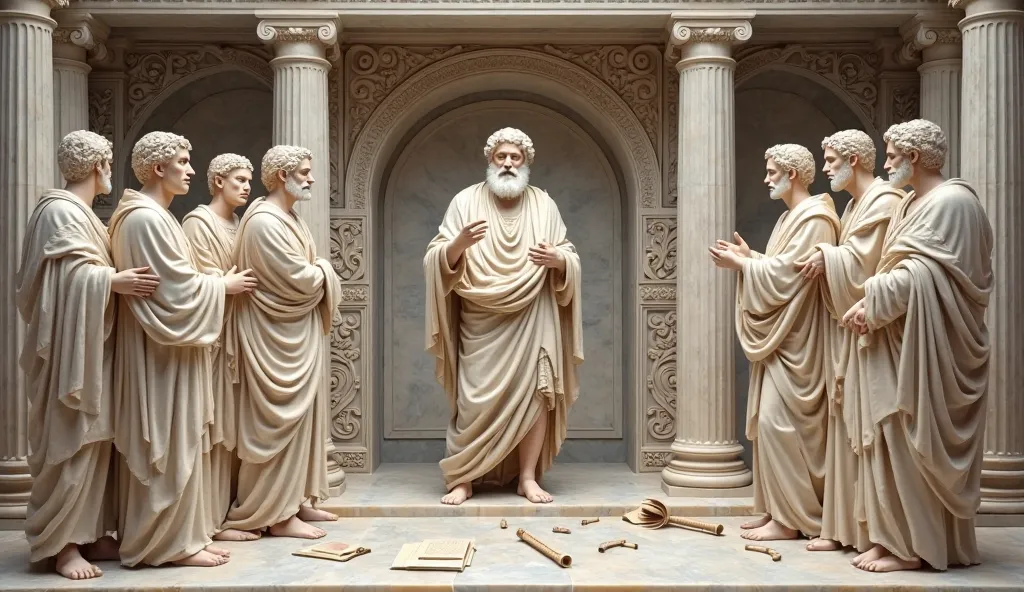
424,127,583,506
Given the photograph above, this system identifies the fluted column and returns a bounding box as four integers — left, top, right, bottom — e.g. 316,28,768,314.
256,11,345,496
51,11,107,186
662,13,754,495
954,0,1024,515
901,16,964,176
0,0,64,520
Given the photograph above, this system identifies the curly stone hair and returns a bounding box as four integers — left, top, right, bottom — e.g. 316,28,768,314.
57,130,113,183
883,119,947,170
821,129,876,172
260,145,313,191
484,127,535,164
207,153,254,194
765,143,816,187
131,131,192,184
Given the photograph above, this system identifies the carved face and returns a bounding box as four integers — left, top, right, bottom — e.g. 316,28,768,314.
822,147,854,193
764,157,793,201
490,142,525,170
155,148,195,196
217,167,252,209
98,159,113,195
884,140,914,187
283,158,314,202
486,143,530,200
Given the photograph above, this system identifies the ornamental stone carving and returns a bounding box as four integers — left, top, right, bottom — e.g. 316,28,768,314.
640,286,677,301
646,310,677,442
256,19,339,47
664,64,678,206
644,217,677,280
53,11,109,62
329,218,365,282
899,16,963,63
642,451,671,469
330,309,363,442
329,65,341,207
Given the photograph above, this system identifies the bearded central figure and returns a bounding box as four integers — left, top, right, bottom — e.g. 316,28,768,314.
424,127,584,506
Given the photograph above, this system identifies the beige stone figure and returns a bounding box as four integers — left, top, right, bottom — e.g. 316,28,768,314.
181,153,259,542
108,131,257,568
424,127,583,506
841,119,993,573
709,144,840,541
798,130,904,553
15,131,159,580
220,145,341,539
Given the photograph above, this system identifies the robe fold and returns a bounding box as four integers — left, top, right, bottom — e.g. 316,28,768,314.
737,193,840,537
852,179,992,570
108,189,226,567
813,178,902,548
222,197,340,531
16,189,117,561
424,183,583,491
182,204,240,536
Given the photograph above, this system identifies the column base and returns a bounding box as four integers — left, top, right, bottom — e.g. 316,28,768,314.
0,458,32,520
979,455,1024,514
660,441,752,495
326,440,347,498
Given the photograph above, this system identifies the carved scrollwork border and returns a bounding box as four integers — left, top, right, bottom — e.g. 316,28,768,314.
330,307,364,445
644,309,677,446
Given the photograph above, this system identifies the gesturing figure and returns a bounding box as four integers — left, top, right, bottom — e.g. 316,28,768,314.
221,145,342,539
710,144,840,542
17,131,157,579
424,127,583,506
841,120,993,573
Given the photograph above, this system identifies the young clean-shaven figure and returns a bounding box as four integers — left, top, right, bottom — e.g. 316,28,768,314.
424,127,583,506
710,143,840,542
109,131,257,568
16,130,158,579
181,153,259,542
841,119,993,573
799,130,904,554
221,145,342,540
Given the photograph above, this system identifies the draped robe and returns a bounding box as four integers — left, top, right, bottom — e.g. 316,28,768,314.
108,189,226,567
16,190,117,561
814,178,902,548
424,183,583,491
222,197,340,531
182,204,239,535
851,179,992,570
737,193,840,537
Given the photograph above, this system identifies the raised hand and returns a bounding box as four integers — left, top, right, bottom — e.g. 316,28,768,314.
224,266,258,295
453,220,488,251
112,266,160,297
708,244,743,271
528,240,565,270
714,231,751,260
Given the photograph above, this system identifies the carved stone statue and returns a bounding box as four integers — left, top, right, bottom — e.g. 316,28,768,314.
15,131,157,580
220,145,341,539
709,143,840,541
108,131,256,568
181,153,258,543
799,130,904,554
841,119,992,573
424,127,583,506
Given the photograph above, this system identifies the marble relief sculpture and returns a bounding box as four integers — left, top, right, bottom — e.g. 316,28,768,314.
181,153,259,543
220,145,342,539
108,131,256,568
841,119,993,573
709,144,840,542
801,130,904,554
16,131,158,580
424,127,584,506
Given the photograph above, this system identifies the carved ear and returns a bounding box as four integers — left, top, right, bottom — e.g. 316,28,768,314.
849,154,859,168
908,149,921,164
277,169,288,184
153,162,166,179
788,169,798,181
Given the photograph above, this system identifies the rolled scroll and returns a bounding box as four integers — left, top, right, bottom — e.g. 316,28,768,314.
622,498,725,536
516,528,572,567
598,539,626,553
744,544,781,561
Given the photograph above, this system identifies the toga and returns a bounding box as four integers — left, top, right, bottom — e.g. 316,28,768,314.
815,178,902,549
182,204,239,536
16,190,117,562
424,183,583,491
108,189,226,567
221,197,340,531
737,193,840,537
852,179,992,570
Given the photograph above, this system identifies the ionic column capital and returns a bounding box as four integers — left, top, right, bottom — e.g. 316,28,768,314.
256,11,341,63
899,15,963,63
665,11,753,67
950,0,1024,15
53,10,109,63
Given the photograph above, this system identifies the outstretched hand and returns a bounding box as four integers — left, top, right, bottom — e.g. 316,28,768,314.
112,266,160,297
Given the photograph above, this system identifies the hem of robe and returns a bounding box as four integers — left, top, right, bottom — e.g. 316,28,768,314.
819,408,869,550
206,443,237,536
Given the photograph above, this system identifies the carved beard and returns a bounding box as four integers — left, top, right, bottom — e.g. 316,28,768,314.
100,172,112,195
769,175,791,200
285,174,312,202
486,162,530,200
887,159,913,187
830,161,854,192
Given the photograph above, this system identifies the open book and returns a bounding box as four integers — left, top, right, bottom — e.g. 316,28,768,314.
390,539,476,572
293,541,371,562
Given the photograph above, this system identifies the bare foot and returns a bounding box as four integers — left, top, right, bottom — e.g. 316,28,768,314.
297,504,338,522
205,545,231,557
806,538,842,552
741,515,771,529
740,519,799,541
213,528,261,542
171,549,228,567
82,535,120,561
269,515,327,539
56,544,102,580
862,554,922,573
516,479,553,504
441,483,472,505
852,543,887,567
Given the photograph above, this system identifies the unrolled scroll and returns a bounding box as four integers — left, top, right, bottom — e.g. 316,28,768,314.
744,544,781,561
516,528,572,567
